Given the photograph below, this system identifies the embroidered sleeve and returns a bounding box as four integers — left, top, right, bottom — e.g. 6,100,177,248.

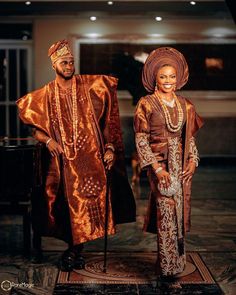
188,136,199,167
134,98,157,169
135,132,157,169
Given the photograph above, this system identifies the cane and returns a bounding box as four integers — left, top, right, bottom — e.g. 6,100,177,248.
103,168,111,273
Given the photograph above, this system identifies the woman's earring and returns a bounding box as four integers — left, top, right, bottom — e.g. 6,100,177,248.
155,85,158,91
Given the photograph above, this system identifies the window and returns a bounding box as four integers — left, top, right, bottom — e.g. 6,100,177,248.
0,43,32,139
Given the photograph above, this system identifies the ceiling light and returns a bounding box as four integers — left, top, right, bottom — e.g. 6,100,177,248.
148,34,163,38
90,16,97,21
107,1,114,5
203,27,235,38
213,34,223,38
155,16,162,21
25,1,31,5
190,1,196,5
84,33,102,39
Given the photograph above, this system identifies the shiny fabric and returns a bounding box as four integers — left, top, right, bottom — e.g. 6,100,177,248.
134,94,203,275
142,47,189,93
48,39,73,63
17,75,135,245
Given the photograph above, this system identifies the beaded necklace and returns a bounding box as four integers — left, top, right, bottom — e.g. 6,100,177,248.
155,91,184,132
162,98,175,108
55,76,78,160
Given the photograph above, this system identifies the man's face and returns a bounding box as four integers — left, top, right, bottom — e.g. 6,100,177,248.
53,57,75,80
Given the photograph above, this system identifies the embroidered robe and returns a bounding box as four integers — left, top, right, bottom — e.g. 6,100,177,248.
17,74,136,245
134,94,203,275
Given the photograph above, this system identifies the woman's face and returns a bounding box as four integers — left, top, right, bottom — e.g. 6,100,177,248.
156,65,177,94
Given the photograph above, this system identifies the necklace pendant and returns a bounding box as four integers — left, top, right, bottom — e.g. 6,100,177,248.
162,98,175,108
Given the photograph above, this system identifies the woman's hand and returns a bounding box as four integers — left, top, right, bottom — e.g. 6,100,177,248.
155,169,171,190
103,149,115,170
47,139,64,157
182,160,196,184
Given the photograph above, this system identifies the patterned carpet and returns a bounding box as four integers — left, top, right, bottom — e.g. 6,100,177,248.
54,252,223,294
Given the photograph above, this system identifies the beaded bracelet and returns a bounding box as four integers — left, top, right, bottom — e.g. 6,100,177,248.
105,143,115,152
46,138,52,147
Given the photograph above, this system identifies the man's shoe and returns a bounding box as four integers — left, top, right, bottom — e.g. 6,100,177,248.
70,244,85,270
73,254,85,270
58,249,76,272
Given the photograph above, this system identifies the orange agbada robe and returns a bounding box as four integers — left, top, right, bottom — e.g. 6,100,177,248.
17,75,135,245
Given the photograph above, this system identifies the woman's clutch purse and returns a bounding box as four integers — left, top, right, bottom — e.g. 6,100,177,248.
158,175,181,197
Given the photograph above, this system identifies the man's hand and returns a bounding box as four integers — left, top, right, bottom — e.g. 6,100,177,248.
103,149,115,170
47,139,64,157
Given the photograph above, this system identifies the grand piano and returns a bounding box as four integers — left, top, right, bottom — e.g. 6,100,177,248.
0,137,41,255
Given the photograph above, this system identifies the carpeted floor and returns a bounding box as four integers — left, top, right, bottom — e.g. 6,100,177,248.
54,252,223,294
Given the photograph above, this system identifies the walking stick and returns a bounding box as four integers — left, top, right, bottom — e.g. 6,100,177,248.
103,168,111,273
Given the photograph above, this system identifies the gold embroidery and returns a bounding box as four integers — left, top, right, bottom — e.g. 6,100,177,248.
87,199,104,234
80,176,103,198
50,44,73,63
189,136,199,167
168,137,183,240
156,137,185,276
77,130,89,151
135,132,157,169
158,198,186,276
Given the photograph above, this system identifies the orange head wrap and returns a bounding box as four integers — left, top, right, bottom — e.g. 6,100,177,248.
142,47,189,93
48,39,73,63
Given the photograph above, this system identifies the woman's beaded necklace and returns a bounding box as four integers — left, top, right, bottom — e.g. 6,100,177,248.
155,91,184,132
55,76,78,160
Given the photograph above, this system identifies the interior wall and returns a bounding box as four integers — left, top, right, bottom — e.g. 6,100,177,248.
34,17,236,88
34,17,236,157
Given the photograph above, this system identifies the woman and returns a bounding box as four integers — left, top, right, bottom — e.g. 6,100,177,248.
134,47,203,277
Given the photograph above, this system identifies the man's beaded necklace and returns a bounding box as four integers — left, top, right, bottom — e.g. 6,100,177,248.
55,76,78,160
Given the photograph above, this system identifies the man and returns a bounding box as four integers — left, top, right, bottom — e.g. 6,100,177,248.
17,40,135,271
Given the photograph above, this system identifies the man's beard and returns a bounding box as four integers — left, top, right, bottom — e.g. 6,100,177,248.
55,68,75,80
